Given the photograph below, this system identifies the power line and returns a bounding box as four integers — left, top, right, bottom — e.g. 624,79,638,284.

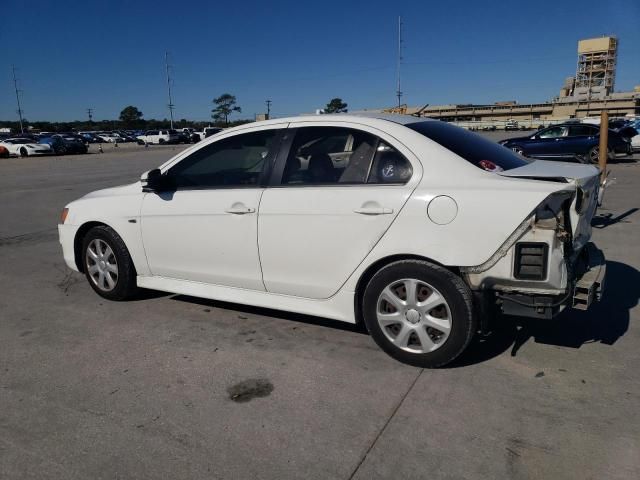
165,51,175,129
12,65,25,134
396,15,403,108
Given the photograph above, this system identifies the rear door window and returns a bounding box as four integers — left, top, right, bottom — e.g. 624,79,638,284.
280,127,412,185
406,121,528,171
569,125,598,137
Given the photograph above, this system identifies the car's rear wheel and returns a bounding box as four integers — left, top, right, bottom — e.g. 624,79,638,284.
587,146,610,164
19,147,28,157
159,138,165,144
362,260,476,368
82,226,138,301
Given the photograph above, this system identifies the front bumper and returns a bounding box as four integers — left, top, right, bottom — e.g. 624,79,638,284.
58,223,80,271
499,243,606,319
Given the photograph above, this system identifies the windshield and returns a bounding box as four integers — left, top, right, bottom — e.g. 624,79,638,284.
7,138,32,144
406,121,529,171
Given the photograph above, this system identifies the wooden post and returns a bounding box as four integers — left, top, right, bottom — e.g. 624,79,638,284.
598,110,608,183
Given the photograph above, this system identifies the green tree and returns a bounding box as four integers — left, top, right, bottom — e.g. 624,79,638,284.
325,98,348,113
119,106,143,127
212,93,241,126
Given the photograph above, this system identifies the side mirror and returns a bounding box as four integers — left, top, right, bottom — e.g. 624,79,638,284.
141,168,175,192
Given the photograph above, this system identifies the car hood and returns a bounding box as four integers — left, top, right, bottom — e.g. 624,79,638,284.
82,182,141,199
501,136,530,143
499,160,600,253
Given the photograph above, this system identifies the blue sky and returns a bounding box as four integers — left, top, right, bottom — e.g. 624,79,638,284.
1,0,639,122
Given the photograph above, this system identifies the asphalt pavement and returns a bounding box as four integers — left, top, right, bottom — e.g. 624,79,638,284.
1,138,639,479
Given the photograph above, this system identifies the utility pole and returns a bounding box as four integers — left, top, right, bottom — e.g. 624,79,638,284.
86,108,93,124
165,51,175,129
265,99,272,118
12,65,25,134
396,16,403,108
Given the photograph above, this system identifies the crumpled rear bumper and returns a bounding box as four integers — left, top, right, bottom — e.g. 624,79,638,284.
572,243,606,310
499,242,605,319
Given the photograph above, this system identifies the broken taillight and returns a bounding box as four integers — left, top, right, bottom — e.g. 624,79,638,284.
478,160,504,172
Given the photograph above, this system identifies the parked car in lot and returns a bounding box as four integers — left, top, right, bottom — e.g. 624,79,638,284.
628,119,640,151
499,123,632,163
135,129,180,145
0,137,53,157
191,127,224,142
96,132,122,143
505,119,519,131
59,114,606,367
79,132,103,143
40,134,88,155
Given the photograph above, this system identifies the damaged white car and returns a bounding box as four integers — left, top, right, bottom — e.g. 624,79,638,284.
58,114,605,367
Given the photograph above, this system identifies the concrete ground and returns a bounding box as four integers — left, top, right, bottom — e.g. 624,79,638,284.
1,138,639,479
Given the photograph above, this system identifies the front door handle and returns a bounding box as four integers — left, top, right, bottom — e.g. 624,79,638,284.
354,207,393,215
225,206,256,214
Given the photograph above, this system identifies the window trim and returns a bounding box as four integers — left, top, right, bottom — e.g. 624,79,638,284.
164,128,285,192
268,126,413,188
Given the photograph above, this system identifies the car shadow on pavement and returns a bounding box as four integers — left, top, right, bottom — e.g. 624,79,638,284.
452,260,638,367
592,207,639,229
171,295,366,334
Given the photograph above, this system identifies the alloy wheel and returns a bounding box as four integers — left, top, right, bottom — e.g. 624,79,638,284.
85,239,119,291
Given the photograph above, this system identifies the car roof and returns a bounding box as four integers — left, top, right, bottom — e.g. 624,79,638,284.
241,112,434,129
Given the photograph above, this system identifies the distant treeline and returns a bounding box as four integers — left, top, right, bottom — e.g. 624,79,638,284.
0,118,254,133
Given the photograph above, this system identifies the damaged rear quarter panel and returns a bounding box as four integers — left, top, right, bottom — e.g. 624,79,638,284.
342,166,570,293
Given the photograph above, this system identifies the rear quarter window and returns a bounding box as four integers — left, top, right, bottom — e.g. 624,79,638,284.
407,121,529,171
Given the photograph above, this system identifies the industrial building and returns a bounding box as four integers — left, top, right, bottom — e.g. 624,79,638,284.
381,36,639,127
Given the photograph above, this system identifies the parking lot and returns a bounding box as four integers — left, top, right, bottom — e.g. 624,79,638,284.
1,137,639,479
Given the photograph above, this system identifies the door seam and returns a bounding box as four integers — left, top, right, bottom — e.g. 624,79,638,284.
256,188,268,291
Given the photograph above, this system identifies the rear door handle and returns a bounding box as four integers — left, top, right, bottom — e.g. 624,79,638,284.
225,206,255,214
353,207,393,215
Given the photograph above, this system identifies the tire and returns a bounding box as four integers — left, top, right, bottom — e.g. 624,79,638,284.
20,147,28,157
159,138,165,144
362,260,476,368
81,225,139,301
586,146,610,164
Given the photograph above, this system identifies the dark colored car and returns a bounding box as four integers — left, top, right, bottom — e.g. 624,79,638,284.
175,131,191,144
499,123,632,163
40,134,88,155
80,133,103,143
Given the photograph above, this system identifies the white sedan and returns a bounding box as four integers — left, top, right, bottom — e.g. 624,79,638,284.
58,114,606,367
0,138,52,157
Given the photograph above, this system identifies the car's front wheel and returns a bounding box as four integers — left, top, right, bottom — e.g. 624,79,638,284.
82,225,138,301
20,147,28,157
362,260,476,368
